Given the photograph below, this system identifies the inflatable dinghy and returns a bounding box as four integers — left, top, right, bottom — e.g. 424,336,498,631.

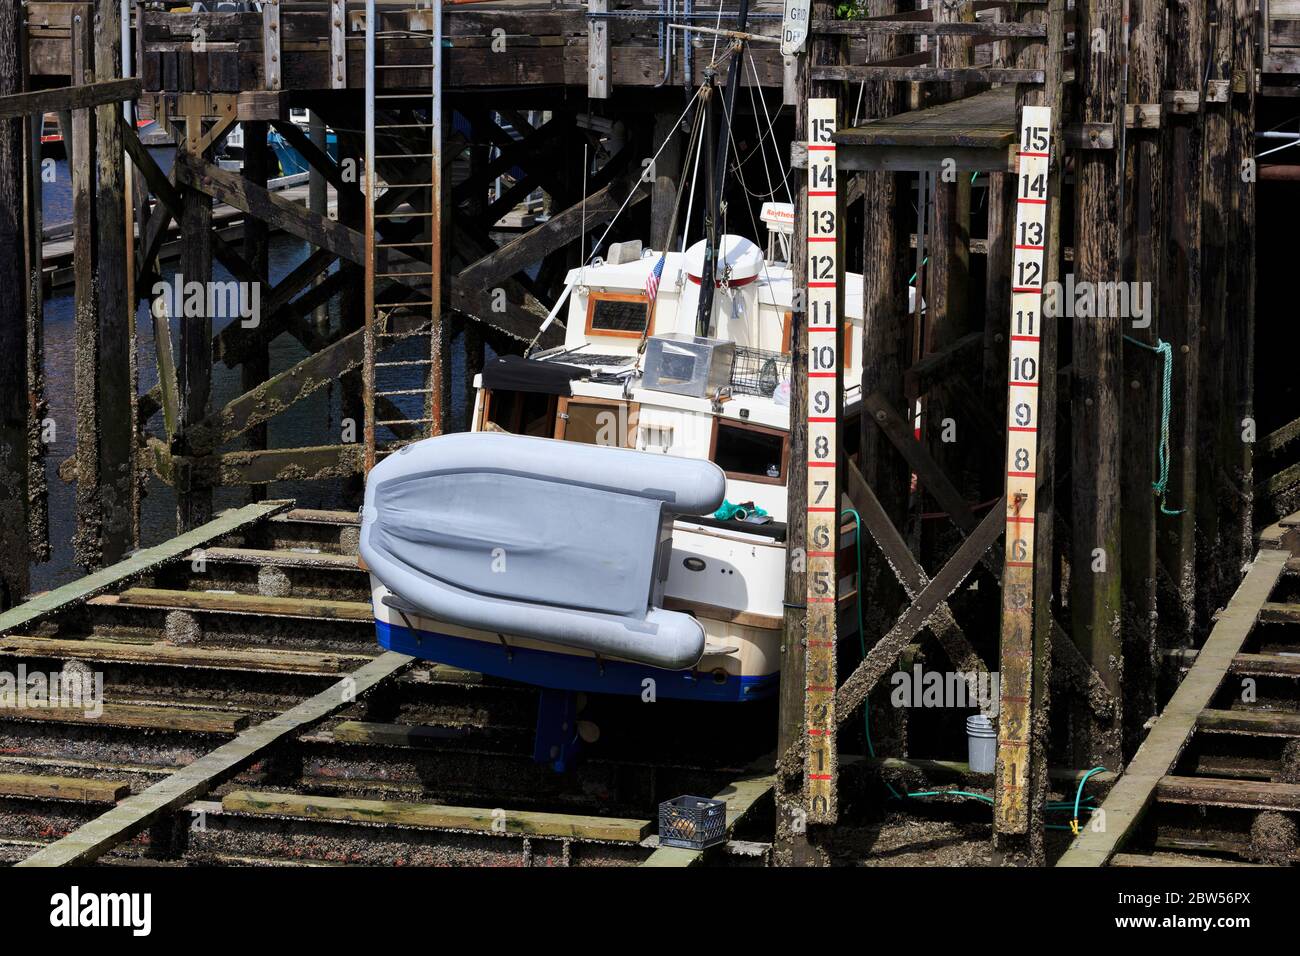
360,432,727,670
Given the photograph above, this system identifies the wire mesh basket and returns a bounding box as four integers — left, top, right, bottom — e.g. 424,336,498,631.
729,345,791,398
658,795,728,850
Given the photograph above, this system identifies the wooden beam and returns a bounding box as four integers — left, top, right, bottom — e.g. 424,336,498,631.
0,635,370,675
114,586,371,621
456,169,651,292
844,460,990,681
4,701,250,734
1057,549,1289,866
0,500,290,635
173,153,365,263
222,790,651,842
835,500,1006,721
0,772,129,804
197,327,365,445
16,651,412,867
0,77,141,120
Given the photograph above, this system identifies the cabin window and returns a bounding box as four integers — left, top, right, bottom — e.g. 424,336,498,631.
482,389,558,438
556,397,638,448
711,419,788,484
585,291,651,338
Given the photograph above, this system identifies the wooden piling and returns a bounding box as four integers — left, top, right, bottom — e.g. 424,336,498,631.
1070,0,1125,768
993,0,1067,866
70,6,104,570
1118,0,1165,756
177,96,215,531
93,0,135,566
0,0,31,610
242,120,271,504
1156,0,1206,644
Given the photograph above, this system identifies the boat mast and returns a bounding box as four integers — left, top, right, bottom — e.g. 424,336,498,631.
693,0,751,338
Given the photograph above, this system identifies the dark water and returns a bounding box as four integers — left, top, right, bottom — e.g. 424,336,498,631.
31,156,472,590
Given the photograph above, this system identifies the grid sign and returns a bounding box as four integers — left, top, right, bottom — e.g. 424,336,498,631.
994,105,1052,834
803,97,840,824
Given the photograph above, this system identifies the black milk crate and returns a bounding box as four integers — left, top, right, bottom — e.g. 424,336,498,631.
730,345,791,398
658,795,727,850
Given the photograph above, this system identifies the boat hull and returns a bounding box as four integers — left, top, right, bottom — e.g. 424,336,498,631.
375,616,777,703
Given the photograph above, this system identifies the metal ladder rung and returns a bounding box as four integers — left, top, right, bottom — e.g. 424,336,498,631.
375,359,434,368
375,211,437,219
375,271,436,278
377,418,437,426
375,153,436,159
379,181,436,188
375,93,435,100
375,388,431,397
374,63,435,70
376,240,435,248
375,123,434,130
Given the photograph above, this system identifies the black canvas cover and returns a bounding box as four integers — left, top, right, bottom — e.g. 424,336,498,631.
481,354,587,396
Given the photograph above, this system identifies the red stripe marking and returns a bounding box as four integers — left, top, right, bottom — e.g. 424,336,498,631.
1012,286,1041,293
808,417,836,423
809,236,837,242
1010,335,1040,342
1005,560,1034,567
809,190,836,196
808,551,836,557
1007,515,1035,523
806,686,836,693
808,145,837,151
808,461,835,467
809,327,837,332
1013,244,1044,251
808,774,833,780
1009,381,1039,388
1019,150,1049,157
1006,471,1037,478
1017,197,1047,205
809,281,837,288
808,641,835,648
1007,426,1038,433
807,507,837,512
809,372,837,378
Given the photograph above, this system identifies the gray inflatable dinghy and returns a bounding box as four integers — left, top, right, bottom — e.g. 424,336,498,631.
360,432,727,670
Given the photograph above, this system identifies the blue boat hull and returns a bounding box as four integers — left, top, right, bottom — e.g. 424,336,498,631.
376,619,777,703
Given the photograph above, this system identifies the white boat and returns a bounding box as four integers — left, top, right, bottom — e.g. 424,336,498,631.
364,206,895,723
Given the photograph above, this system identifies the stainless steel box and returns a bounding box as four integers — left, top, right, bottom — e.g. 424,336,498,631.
641,334,736,398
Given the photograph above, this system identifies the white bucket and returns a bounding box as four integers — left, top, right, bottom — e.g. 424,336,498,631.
966,714,997,773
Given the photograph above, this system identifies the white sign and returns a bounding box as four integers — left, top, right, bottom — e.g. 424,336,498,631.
781,0,811,56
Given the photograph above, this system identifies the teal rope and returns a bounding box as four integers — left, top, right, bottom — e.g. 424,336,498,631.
1123,335,1184,516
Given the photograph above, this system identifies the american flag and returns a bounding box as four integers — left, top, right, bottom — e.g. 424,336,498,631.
645,252,666,305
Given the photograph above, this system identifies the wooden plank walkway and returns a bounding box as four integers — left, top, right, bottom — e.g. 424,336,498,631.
837,86,1015,149
16,650,412,867
1056,548,1290,866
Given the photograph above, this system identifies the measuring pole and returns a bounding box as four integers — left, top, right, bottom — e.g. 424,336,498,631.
993,105,1053,833
803,98,840,823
